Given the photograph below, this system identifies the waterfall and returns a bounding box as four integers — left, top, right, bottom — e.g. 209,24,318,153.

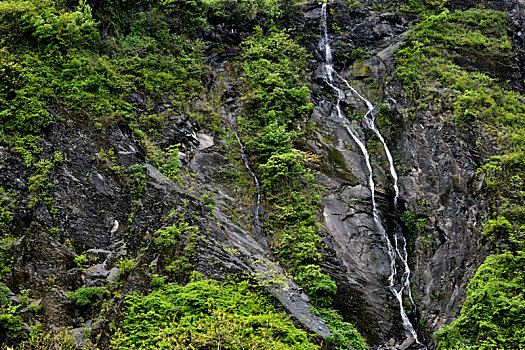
319,3,420,342
233,131,264,240
226,110,264,241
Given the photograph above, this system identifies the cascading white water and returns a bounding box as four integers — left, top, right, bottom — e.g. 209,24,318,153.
338,74,419,331
319,3,420,342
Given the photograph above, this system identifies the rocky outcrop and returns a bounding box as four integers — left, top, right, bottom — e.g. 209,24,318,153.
2,61,332,348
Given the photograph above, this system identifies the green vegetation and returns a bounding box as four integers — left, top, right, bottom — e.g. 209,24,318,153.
154,219,199,248
239,25,336,307
0,0,206,191
396,8,525,348
0,0,207,135
400,0,448,14
0,283,10,306
241,26,312,132
66,286,104,308
0,236,16,282
0,0,391,347
0,187,16,230
116,258,137,278
311,308,367,350
0,187,17,284
9,326,77,350
28,151,66,214
127,164,148,196
151,213,201,277
402,210,427,236
74,253,89,269
396,9,524,247
0,308,24,343
111,272,319,349
435,250,525,349
0,293,24,343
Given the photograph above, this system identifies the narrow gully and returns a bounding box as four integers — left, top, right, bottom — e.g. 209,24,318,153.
233,131,264,240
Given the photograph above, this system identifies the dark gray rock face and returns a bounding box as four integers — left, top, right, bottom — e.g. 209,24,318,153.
390,104,489,343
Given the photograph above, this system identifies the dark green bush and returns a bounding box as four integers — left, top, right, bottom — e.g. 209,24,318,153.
294,265,337,307
0,283,10,306
0,302,24,342
311,307,367,350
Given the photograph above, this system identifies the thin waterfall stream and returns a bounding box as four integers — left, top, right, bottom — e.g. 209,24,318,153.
319,3,421,343
227,112,265,242
234,132,264,239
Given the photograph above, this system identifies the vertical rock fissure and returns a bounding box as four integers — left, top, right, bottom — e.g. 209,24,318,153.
226,110,265,243
318,3,421,343
233,131,264,240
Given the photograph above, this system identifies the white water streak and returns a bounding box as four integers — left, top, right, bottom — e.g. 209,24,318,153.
319,3,419,341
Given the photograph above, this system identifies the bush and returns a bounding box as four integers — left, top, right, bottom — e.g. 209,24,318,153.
0,283,10,306
0,305,24,342
116,258,136,278
25,0,99,50
66,286,103,308
311,308,367,350
111,274,319,349
154,219,199,248
14,326,77,350
435,250,525,349
295,265,337,307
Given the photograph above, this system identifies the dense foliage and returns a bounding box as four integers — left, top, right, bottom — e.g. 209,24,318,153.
239,25,337,308
111,272,319,349
311,308,367,350
435,251,525,349
0,0,207,136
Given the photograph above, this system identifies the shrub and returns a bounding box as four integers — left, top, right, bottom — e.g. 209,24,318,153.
66,286,103,308
116,258,136,278
435,251,525,349
74,254,89,269
311,308,367,350
0,187,16,230
25,0,99,50
111,274,319,349
0,303,24,342
154,220,199,248
0,283,11,306
15,325,77,350
294,265,337,307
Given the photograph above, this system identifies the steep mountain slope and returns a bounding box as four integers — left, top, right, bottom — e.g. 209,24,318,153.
0,0,524,349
